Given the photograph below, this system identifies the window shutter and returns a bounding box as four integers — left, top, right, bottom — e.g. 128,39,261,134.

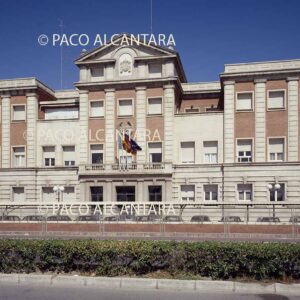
149,64,162,77
90,101,104,117
91,67,104,80
42,187,56,201
269,138,284,152
181,185,195,198
268,91,284,109
181,142,195,163
237,140,252,152
203,141,217,154
148,142,162,154
148,98,162,114
236,93,252,110
63,187,75,202
13,187,24,201
43,146,55,158
119,100,133,116
45,107,78,120
13,106,25,120
63,146,75,161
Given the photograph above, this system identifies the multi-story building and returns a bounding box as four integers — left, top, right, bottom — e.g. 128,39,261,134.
0,34,299,221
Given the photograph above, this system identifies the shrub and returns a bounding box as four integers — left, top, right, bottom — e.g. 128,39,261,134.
0,239,299,280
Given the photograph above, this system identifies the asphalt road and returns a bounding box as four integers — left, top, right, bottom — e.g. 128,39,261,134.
0,283,299,300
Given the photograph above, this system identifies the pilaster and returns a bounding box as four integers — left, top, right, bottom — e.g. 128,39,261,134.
223,81,235,163
1,93,11,168
255,79,266,162
105,88,115,164
287,77,299,161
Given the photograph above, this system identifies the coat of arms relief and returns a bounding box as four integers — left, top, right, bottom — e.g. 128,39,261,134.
119,53,132,76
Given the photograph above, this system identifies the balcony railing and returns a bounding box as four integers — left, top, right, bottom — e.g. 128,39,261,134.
81,162,171,174
143,163,165,169
85,164,105,171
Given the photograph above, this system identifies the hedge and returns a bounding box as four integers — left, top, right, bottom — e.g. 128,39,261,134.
0,240,299,280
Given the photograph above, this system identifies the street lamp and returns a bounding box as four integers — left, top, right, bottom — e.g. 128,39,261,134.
53,186,65,202
267,183,281,218
267,183,281,201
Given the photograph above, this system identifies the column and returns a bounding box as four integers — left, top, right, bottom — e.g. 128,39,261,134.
223,81,235,163
163,84,175,163
287,77,299,161
255,79,266,162
135,86,146,165
79,90,89,165
137,180,144,202
26,92,38,167
164,179,172,202
80,181,86,201
105,180,113,202
104,88,115,164
1,93,11,168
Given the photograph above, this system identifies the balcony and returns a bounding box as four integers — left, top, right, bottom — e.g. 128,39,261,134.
80,162,172,176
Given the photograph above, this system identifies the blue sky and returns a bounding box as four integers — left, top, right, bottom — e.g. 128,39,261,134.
0,0,299,89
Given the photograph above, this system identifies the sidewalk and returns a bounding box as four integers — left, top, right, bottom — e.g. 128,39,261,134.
0,273,300,295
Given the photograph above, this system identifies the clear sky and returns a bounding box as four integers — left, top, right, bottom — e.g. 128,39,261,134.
0,0,299,90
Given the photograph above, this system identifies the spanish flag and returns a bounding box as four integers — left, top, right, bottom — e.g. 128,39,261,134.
122,133,142,154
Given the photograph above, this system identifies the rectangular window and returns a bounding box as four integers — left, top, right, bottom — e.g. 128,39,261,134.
237,184,252,201
42,187,56,201
91,67,104,81
237,139,252,163
181,141,195,164
203,141,218,163
180,185,195,201
148,63,162,77
90,186,103,202
12,105,26,121
116,186,135,202
118,99,133,116
45,107,79,120
13,147,26,167
204,184,218,201
43,146,55,167
148,186,162,202
148,142,162,163
90,144,103,164
148,98,162,115
63,187,75,202
269,183,285,202
236,92,253,111
63,146,75,166
90,101,104,117
269,138,284,161
268,90,285,109
12,187,25,202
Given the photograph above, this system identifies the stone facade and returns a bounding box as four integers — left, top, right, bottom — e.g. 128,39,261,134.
0,34,300,221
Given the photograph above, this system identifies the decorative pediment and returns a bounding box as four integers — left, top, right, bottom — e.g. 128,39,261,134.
75,33,177,64
75,33,187,83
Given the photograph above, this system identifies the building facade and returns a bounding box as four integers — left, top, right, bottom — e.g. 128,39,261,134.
0,34,300,220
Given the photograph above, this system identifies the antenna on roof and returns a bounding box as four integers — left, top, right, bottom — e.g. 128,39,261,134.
58,19,64,89
150,0,153,34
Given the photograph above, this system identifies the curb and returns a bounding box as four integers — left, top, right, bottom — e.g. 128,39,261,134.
0,273,300,295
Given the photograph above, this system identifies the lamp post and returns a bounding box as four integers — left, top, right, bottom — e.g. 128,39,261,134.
53,186,65,202
267,183,281,217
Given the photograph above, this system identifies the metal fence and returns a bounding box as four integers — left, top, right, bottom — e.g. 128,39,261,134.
0,203,299,240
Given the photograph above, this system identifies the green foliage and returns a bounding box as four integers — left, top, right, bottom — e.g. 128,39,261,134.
0,239,299,280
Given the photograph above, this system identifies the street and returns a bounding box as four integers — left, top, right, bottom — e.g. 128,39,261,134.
0,282,299,300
